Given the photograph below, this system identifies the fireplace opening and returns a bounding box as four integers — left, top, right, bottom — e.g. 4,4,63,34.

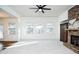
71,35,79,46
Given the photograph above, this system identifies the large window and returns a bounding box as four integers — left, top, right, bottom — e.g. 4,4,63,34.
26,23,53,34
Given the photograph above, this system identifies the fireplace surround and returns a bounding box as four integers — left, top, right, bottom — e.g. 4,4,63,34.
63,29,79,53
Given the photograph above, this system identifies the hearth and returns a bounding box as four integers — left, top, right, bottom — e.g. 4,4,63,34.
71,35,79,47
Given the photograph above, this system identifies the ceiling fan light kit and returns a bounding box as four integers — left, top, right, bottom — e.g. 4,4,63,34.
30,5,51,13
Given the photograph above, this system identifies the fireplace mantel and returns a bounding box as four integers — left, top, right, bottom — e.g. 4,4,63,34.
65,29,79,31
66,29,79,36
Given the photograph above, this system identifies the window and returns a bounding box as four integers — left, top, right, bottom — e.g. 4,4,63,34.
8,23,16,34
26,24,33,34
46,24,53,33
34,25,44,34
26,23,53,34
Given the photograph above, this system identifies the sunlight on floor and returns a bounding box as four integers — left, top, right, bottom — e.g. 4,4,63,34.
7,41,39,49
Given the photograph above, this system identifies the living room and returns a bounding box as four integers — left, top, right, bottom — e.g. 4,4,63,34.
0,5,79,54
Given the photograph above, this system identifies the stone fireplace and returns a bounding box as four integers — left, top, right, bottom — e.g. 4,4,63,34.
61,5,79,53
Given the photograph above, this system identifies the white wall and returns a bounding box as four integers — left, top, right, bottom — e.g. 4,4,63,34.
58,11,68,22
20,17,59,41
58,6,74,22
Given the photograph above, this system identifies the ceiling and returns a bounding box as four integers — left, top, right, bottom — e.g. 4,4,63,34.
0,8,15,18
8,5,73,17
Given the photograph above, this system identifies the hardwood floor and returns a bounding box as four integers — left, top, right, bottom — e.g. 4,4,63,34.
0,41,17,47
0,40,75,54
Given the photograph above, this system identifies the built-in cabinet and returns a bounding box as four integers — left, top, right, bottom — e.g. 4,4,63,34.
60,22,68,42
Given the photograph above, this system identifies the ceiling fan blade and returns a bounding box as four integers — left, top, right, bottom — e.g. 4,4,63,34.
30,8,38,9
43,8,51,10
42,9,44,13
36,5,40,8
35,9,39,13
42,5,46,7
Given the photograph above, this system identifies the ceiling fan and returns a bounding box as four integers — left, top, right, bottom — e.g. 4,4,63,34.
30,5,51,13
